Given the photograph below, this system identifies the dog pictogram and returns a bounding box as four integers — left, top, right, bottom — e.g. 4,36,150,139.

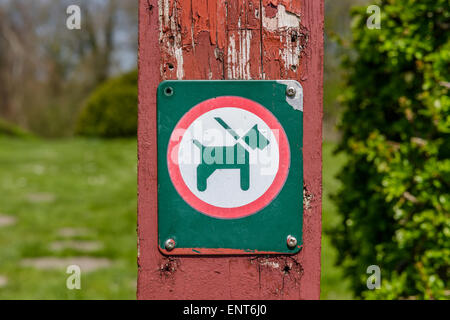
193,117,270,192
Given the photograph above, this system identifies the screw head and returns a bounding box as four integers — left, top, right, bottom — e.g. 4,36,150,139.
286,235,298,249
286,86,296,97
165,239,176,251
164,86,174,96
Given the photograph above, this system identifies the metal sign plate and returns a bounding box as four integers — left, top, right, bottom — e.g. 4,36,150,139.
157,80,303,255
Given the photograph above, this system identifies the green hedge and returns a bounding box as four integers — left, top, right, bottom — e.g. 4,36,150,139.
333,0,449,299
0,118,32,138
76,70,137,138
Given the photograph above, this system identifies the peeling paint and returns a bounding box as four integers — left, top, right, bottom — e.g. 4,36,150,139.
159,0,184,80
259,259,280,269
277,80,304,111
175,46,184,79
280,31,301,72
261,2,305,79
303,185,314,210
227,31,252,80
262,4,301,32
227,33,236,79
159,257,179,278
158,0,305,81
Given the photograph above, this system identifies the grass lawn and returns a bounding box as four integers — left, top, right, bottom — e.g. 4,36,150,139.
0,137,352,299
0,137,137,299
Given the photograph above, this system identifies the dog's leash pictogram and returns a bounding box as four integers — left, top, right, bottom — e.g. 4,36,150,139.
193,117,270,192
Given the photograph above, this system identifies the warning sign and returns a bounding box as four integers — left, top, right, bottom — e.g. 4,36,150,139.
157,80,303,255
167,96,290,219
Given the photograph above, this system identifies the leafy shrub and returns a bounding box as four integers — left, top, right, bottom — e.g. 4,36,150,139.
333,0,449,299
0,118,32,138
76,70,137,138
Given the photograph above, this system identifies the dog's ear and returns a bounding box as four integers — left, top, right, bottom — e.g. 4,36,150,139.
242,125,270,150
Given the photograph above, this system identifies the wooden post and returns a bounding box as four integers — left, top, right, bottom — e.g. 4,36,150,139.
138,0,323,299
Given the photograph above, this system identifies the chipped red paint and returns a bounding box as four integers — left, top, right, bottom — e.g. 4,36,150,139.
138,0,323,299
263,0,302,14
159,247,302,256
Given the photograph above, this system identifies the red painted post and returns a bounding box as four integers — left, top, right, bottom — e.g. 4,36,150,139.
138,0,323,299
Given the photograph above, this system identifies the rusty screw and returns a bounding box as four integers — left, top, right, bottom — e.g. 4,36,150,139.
165,239,176,251
286,86,296,97
286,235,298,249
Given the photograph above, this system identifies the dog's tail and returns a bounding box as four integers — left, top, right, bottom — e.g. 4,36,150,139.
192,140,203,149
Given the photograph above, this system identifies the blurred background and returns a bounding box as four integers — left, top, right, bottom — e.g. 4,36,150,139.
0,0,448,299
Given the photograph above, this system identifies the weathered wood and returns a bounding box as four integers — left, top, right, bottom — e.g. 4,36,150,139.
138,0,323,299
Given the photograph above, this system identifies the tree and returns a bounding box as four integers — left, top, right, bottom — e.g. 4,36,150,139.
0,0,138,136
333,0,449,299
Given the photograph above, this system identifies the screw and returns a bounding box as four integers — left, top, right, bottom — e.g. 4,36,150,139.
165,239,176,251
164,87,174,96
286,86,296,97
287,235,297,249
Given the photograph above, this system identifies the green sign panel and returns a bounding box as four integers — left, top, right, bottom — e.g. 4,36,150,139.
157,80,303,255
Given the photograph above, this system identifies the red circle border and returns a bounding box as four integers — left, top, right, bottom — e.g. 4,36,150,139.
167,96,290,219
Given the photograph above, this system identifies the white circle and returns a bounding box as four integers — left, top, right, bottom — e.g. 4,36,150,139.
177,107,280,208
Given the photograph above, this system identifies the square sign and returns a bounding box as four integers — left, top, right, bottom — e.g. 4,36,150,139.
157,80,303,255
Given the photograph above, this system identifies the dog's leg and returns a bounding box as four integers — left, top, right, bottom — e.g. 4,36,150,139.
197,165,208,192
240,162,250,191
197,165,218,192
